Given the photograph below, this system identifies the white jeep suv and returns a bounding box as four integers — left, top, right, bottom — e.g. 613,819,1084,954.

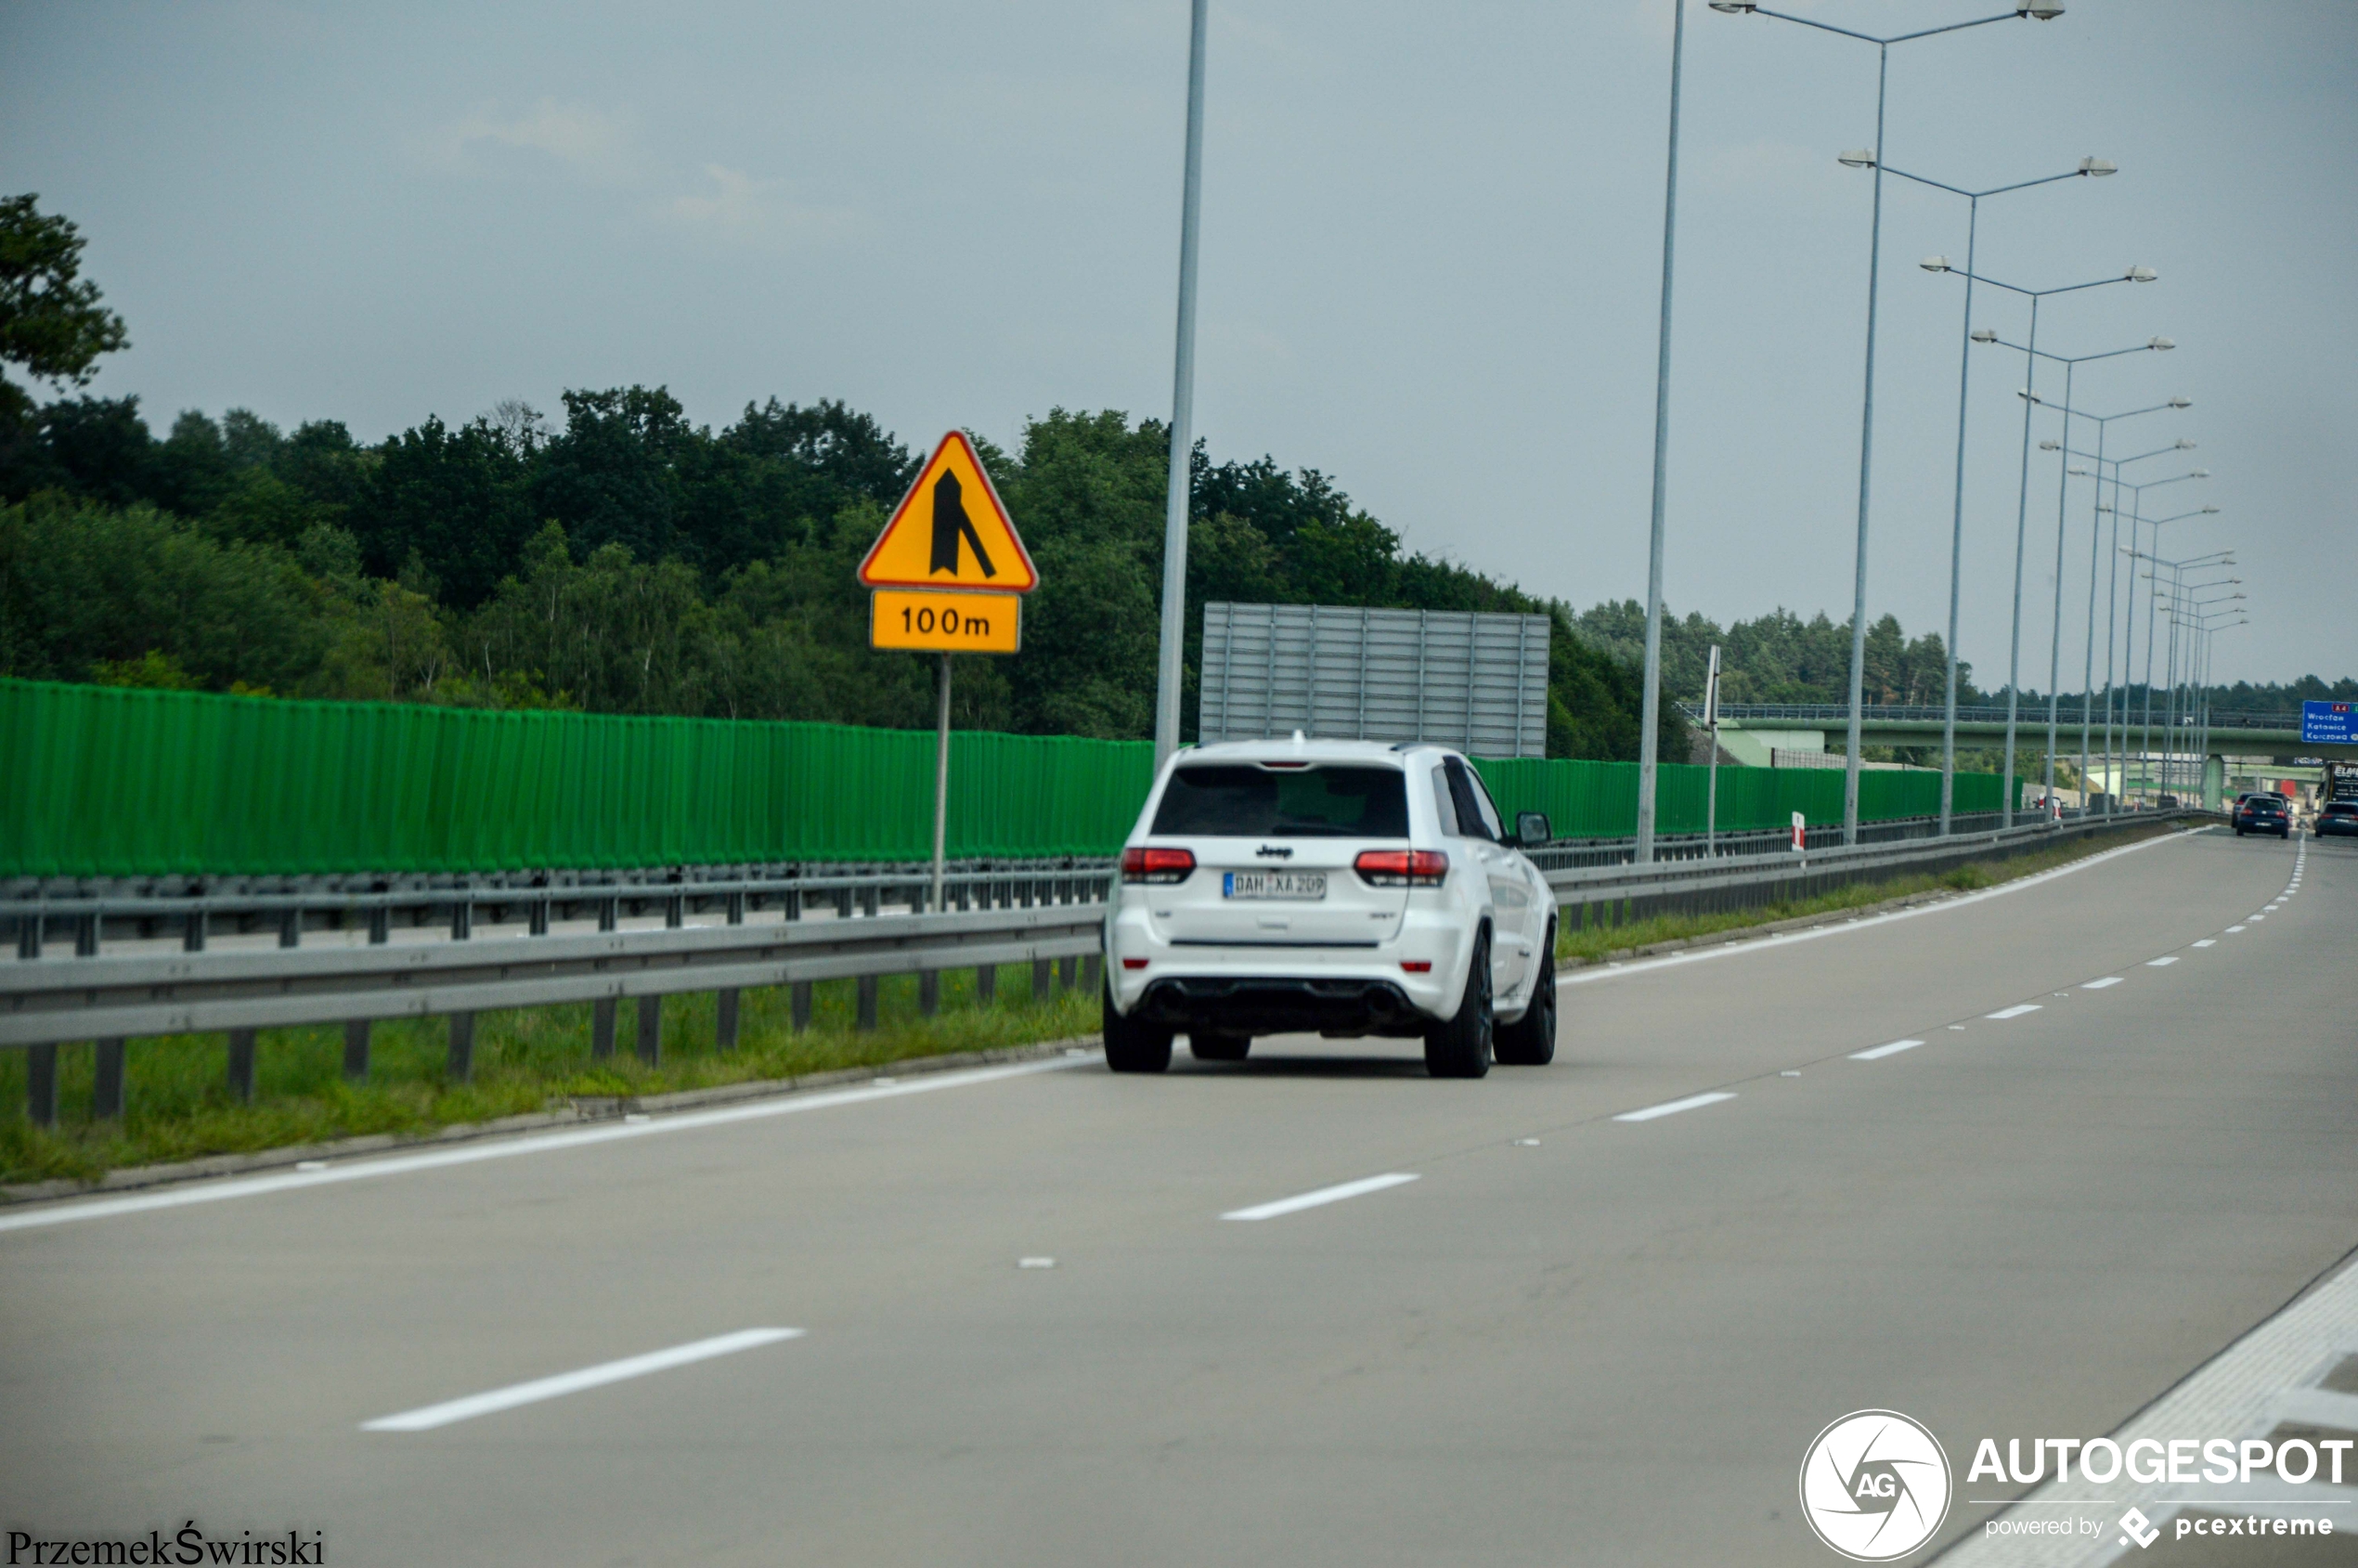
1101,738,1559,1079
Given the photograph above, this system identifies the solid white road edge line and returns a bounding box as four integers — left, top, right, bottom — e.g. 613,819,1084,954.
0,1058,1083,1235
1559,828,2189,991
2082,977,2124,990
1986,1004,2042,1020
362,1328,803,1432
1614,1091,1738,1122
1850,1040,1926,1061
1221,1173,1419,1222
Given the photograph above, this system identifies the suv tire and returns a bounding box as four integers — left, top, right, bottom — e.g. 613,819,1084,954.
1189,1032,1251,1062
1102,978,1173,1073
1424,930,1494,1080
1494,922,1556,1067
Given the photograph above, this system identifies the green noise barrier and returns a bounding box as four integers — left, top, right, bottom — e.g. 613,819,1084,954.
1,679,2005,877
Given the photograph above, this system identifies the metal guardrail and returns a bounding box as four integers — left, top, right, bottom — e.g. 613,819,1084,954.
0,812,2209,1128
2,860,1115,961
1544,810,2212,931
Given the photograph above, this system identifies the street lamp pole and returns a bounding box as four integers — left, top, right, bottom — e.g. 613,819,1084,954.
2118,499,2215,801
1929,259,2156,823
2043,409,2195,810
1152,0,1210,767
2010,374,2184,811
1706,0,2065,846
1635,0,1689,866
1864,155,2112,832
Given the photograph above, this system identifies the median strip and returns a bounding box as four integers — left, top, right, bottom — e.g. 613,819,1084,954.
1221,1173,1420,1222
362,1328,803,1432
1613,1091,1737,1122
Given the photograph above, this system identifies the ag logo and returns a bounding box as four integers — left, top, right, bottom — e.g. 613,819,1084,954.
1799,1409,1952,1561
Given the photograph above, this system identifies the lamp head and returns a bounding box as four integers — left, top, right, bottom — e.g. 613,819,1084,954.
2039,440,2062,451
2127,265,2158,282
2200,506,2219,514
2147,336,2173,350
1839,149,1877,169
1707,2,1758,11
2078,156,2117,176
2169,395,2192,408
2190,468,2209,477
2068,467,2091,476
1970,327,1998,343
1920,255,1950,273
2173,438,2196,450
2020,1,2066,16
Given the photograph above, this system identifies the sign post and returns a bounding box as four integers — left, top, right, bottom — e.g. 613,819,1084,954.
859,432,1039,911
1703,644,1721,857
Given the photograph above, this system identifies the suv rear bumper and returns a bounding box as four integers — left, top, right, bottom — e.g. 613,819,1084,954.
1132,976,1429,1038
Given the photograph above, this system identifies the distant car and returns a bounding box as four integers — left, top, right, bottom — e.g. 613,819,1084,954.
2317,802,2358,838
2157,794,2181,809
1102,738,1559,1079
2234,794,2292,838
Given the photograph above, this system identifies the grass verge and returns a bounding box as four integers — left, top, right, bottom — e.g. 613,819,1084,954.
1555,820,2176,965
0,965,1098,1187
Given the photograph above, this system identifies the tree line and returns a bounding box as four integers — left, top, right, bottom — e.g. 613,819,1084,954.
2,196,2341,761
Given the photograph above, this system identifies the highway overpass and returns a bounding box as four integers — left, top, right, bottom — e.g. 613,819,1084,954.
1687,702,2346,758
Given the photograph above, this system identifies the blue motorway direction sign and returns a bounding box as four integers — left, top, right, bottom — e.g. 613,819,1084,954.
2303,700,2356,745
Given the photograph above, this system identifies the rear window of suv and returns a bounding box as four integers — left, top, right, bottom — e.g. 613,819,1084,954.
1151,765,1409,838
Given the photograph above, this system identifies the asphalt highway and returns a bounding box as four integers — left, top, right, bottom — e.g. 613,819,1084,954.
3,824,2351,1566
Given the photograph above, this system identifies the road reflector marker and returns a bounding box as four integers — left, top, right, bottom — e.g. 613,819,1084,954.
2146,956,2180,966
361,1328,803,1432
1222,1173,1419,1222
1851,1040,1924,1061
1614,1091,1737,1122
2082,978,2124,990
1986,1004,2042,1020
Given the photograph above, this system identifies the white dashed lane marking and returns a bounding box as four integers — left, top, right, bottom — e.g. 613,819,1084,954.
1851,1040,1925,1061
1987,1004,2043,1020
2082,978,2123,991
2148,956,2181,966
362,1328,805,1432
1613,1092,1738,1123
1221,1173,1420,1222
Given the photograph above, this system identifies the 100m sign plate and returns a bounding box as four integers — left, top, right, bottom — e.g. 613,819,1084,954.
870,590,1021,654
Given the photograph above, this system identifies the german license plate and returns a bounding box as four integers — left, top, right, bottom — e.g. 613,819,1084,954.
1224,871,1327,901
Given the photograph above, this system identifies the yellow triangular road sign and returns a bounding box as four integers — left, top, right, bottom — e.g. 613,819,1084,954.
858,431,1038,592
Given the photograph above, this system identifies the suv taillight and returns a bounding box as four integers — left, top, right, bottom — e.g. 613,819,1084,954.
1354,849,1449,887
1121,847,1196,884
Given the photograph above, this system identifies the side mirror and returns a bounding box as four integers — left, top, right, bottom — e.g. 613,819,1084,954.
1514,811,1551,848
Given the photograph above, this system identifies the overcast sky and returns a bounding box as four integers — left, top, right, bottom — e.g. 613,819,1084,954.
4,0,2352,690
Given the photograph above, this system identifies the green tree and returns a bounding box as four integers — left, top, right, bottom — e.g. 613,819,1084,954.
0,196,128,431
